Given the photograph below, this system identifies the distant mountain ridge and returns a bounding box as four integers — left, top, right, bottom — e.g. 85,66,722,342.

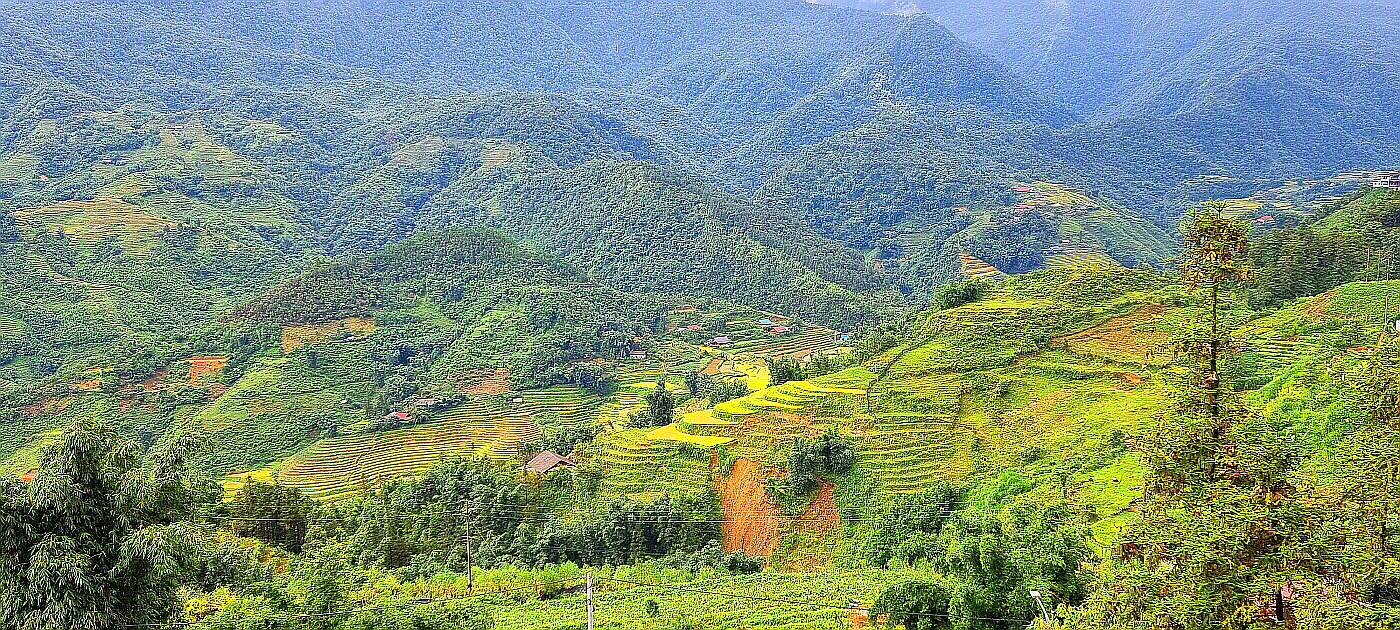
1,0,1397,320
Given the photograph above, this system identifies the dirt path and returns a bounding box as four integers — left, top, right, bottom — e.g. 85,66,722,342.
716,458,786,556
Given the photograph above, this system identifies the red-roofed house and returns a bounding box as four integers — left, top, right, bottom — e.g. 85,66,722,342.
1256,216,1275,223
1014,186,1033,193
388,411,411,421
770,326,791,334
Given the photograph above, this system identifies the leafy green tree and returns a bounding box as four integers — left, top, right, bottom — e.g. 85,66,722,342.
0,420,212,630
228,480,317,553
869,497,1089,629
931,279,992,311
629,380,676,428
767,357,805,386
707,379,749,406
787,429,855,495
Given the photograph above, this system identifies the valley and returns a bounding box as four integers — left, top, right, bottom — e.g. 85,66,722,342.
1,0,1399,628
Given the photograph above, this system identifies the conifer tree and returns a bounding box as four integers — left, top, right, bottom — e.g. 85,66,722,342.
1085,201,1311,629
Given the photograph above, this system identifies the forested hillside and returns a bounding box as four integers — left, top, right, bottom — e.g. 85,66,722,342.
5,0,1392,260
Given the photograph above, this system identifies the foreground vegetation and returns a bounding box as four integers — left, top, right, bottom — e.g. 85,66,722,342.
2,193,1398,629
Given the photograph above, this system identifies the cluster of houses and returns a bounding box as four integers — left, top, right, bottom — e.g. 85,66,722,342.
1372,170,1400,190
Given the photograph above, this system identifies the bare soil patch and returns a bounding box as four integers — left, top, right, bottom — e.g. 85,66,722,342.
716,458,786,557
453,367,512,395
1055,304,1168,362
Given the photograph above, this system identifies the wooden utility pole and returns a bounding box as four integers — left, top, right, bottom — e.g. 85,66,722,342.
464,505,473,593
586,572,595,630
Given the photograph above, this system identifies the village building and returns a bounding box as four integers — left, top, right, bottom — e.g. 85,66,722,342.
1371,170,1400,190
413,398,441,407
770,326,791,334
628,349,648,359
711,336,734,347
523,450,576,474
756,318,773,326
384,411,411,422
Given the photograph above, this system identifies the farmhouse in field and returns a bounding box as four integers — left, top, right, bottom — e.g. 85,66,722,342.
770,326,790,334
756,318,773,326
1371,170,1400,189
523,450,575,474
385,411,412,422
629,349,648,359
712,336,734,347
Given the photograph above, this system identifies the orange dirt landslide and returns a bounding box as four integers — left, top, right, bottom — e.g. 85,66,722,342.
797,481,840,540
453,367,511,395
22,396,72,416
185,356,228,384
701,358,723,376
1055,304,1168,362
140,366,170,390
1304,289,1341,320
717,458,786,557
72,378,102,391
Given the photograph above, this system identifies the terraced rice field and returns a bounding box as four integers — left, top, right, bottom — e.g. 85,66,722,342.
234,400,541,501
0,316,24,339
590,429,712,496
854,424,964,493
730,326,844,358
711,381,862,422
1044,249,1118,268
12,199,167,246
1251,338,1321,371
517,386,597,427
281,317,375,352
958,253,1002,279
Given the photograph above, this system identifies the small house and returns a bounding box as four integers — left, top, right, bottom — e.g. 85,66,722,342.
629,350,648,359
770,326,791,334
386,411,411,422
413,398,441,407
682,325,701,331
1370,171,1400,190
712,336,734,347
1255,215,1274,223
835,332,852,343
1014,186,1033,193
523,451,576,474
756,318,773,326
